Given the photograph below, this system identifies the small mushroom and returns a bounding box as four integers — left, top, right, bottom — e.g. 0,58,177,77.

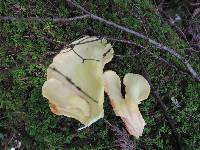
103,70,150,138
42,36,114,128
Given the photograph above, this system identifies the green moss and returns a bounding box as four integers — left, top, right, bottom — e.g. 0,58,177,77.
0,0,199,149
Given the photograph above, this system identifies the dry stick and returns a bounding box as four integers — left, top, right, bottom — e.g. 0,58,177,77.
148,51,190,76
39,33,190,75
98,36,145,49
77,38,191,75
70,48,100,63
49,66,98,103
137,55,182,150
0,15,90,22
65,0,200,82
159,11,194,57
99,35,191,75
37,33,190,76
104,119,136,150
27,34,101,61
40,35,102,48
189,2,200,6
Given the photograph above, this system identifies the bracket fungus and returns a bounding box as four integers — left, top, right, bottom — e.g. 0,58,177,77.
42,36,114,128
42,36,150,137
103,71,150,138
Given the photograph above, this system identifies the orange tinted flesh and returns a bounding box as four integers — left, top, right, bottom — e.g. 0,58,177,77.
50,103,58,114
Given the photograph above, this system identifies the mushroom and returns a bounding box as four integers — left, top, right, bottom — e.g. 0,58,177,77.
42,36,114,128
103,71,150,138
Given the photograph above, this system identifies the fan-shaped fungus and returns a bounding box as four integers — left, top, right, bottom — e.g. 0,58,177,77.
42,36,114,128
103,71,150,138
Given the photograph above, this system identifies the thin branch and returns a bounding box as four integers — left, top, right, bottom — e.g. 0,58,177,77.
99,36,145,49
35,35,102,48
114,53,140,58
99,35,145,58
0,15,90,22
38,33,190,77
68,48,100,63
63,37,104,49
189,2,200,6
136,53,182,150
148,51,190,76
25,34,101,62
159,10,194,59
49,66,98,103
65,0,200,82
31,33,193,78
104,119,136,150
60,38,101,62
26,31,197,81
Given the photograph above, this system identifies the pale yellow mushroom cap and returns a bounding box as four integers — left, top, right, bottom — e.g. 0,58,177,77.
103,70,150,138
42,79,90,122
124,73,150,104
42,36,113,127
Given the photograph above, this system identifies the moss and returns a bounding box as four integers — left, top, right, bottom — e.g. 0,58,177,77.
0,0,199,149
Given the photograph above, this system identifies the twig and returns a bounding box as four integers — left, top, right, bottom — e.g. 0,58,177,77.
38,33,191,78
25,34,101,62
0,15,90,22
35,35,102,48
148,51,190,76
49,66,98,103
189,2,200,6
62,37,104,50
114,53,141,58
104,119,136,150
98,36,145,49
65,0,200,82
38,34,142,61
69,48,100,63
136,53,182,150
159,11,194,59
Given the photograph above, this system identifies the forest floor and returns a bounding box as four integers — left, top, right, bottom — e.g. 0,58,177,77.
0,0,199,149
